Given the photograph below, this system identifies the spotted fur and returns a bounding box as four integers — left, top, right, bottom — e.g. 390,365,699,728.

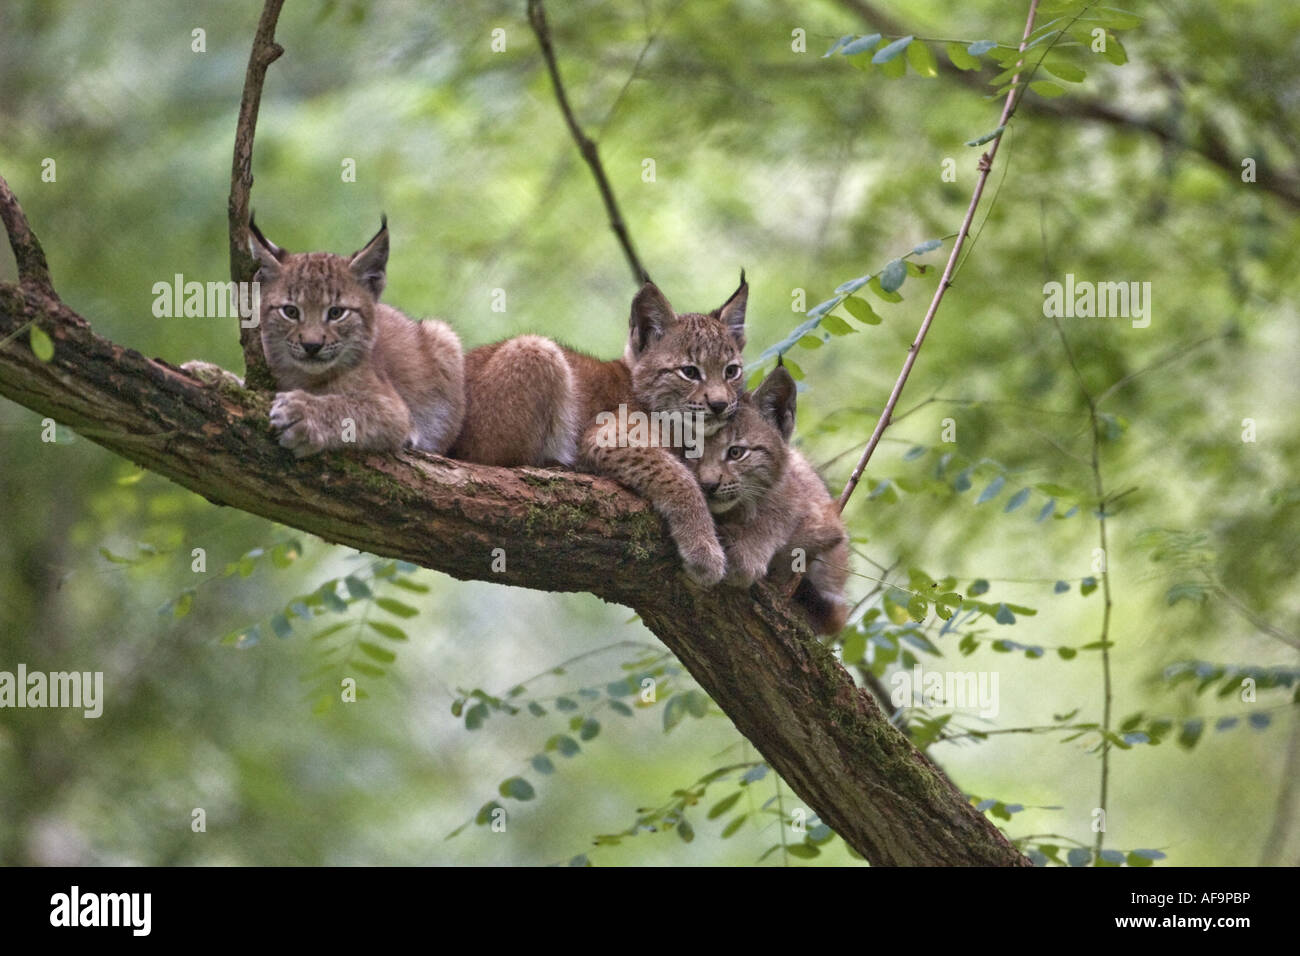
250,217,465,458
688,366,850,634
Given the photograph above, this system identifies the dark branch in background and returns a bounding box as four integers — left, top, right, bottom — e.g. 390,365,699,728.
0,173,54,297
838,1,1041,511
527,0,651,285
0,178,1028,867
228,0,285,391
837,0,1300,210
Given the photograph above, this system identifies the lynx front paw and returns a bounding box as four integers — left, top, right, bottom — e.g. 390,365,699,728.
181,360,244,390
270,391,331,458
678,534,727,588
722,566,759,589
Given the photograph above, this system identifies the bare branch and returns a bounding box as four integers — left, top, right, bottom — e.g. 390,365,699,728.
0,173,55,297
838,1,1042,512
527,0,650,285
229,0,286,391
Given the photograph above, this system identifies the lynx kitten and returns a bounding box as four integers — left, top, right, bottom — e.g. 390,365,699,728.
451,278,750,586
249,217,465,457
688,365,849,633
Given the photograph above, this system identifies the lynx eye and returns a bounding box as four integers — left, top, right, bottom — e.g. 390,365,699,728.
326,306,347,321
280,305,300,321
726,445,749,461
677,365,703,382
725,363,742,380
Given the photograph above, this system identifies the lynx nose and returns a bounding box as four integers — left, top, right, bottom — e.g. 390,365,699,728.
707,399,729,416
301,341,323,357
699,480,720,496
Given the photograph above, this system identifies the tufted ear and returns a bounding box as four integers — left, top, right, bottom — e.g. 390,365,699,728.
628,281,677,355
710,269,748,349
349,215,389,298
247,213,286,280
752,363,797,441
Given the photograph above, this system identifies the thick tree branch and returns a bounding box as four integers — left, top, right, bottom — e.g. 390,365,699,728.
527,0,650,285
229,0,285,391
839,2,1040,511
0,185,1026,866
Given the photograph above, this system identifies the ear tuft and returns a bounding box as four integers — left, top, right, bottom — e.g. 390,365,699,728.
349,217,390,299
712,271,748,348
628,282,676,355
247,213,286,278
753,365,797,441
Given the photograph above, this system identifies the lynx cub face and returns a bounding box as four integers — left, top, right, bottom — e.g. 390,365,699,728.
627,277,747,438
252,217,386,383
688,365,850,634
692,401,789,517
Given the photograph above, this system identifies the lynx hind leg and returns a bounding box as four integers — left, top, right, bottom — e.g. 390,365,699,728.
410,319,466,455
793,539,850,635
459,336,575,466
582,429,726,586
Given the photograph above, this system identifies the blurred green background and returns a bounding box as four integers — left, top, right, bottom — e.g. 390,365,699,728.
0,0,1297,865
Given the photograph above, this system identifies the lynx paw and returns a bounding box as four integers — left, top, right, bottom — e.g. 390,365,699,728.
181,360,244,390
679,534,727,588
722,566,759,589
270,391,331,458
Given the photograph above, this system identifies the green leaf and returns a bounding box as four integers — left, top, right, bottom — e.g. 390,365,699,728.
1004,487,1031,512
1029,80,1066,97
839,33,881,56
527,701,546,717
976,475,1006,504
969,578,990,596
578,717,600,741
965,124,1006,147
878,258,907,293
721,814,747,838
172,590,195,619
906,40,937,77
787,843,821,859
841,631,867,665
823,34,853,57
1081,576,1098,596
374,597,418,618
270,612,292,639
708,792,743,819
367,620,408,641
967,40,997,56
872,35,913,64
1058,647,1078,660
843,296,881,325
349,660,384,678
475,801,503,825
820,314,856,336
1043,60,1086,82
464,702,488,730
946,42,980,70
685,690,710,718
499,777,536,801
868,275,903,303
358,641,395,664
344,575,372,599
546,734,580,756
677,818,695,843
1178,718,1204,750
29,324,54,361
555,696,578,711
531,754,555,775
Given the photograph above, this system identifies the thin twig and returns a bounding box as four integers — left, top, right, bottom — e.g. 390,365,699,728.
527,0,650,285
229,0,285,391
0,173,55,297
837,0,1041,512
